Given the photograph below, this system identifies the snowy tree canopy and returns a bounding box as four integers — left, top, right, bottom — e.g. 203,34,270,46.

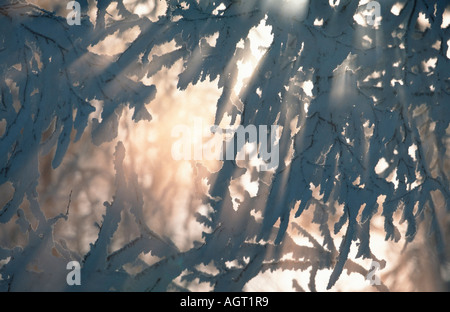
0,0,449,291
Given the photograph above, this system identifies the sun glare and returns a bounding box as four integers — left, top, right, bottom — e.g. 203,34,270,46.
234,19,273,95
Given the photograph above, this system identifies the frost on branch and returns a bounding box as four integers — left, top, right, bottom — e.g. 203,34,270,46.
0,0,449,291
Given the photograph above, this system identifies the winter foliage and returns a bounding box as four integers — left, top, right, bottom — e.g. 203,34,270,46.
0,0,449,291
